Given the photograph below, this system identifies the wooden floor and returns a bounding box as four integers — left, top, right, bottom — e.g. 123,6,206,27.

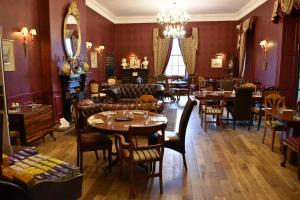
36,97,300,200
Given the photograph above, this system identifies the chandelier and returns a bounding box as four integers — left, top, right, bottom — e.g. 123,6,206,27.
156,1,189,38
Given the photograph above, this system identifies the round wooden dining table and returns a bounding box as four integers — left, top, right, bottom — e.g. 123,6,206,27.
87,110,168,134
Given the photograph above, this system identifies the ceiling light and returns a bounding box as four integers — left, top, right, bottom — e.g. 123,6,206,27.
156,1,189,38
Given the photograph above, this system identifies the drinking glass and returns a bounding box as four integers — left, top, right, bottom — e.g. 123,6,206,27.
107,114,113,126
144,111,150,125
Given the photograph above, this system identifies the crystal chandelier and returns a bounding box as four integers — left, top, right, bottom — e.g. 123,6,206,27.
156,1,189,38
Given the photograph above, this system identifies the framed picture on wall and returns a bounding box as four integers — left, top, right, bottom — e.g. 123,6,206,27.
90,51,97,68
211,58,222,68
2,39,15,71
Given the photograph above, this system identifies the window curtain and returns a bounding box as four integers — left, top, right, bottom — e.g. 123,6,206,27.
153,28,172,77
272,0,300,22
178,27,198,76
237,18,252,77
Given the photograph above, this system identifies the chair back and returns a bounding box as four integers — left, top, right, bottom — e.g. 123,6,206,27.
138,95,157,112
198,76,206,89
70,104,81,144
89,80,99,94
128,123,167,157
233,87,253,120
262,87,279,99
240,82,256,90
107,77,117,85
220,80,234,91
178,96,197,142
0,180,31,200
265,93,286,110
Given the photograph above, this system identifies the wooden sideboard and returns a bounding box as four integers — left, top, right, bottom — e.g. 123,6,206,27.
8,105,55,145
120,68,149,84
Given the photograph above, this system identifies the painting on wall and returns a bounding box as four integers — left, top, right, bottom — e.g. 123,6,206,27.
90,52,97,68
211,58,222,68
2,39,15,71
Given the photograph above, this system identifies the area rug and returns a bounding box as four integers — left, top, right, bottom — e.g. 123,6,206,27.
162,108,177,131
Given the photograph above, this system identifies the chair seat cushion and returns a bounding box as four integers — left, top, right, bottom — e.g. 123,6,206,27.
265,120,286,130
80,133,112,148
285,136,300,149
122,149,160,162
205,107,222,114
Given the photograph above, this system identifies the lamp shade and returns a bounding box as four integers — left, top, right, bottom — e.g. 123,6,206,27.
20,27,29,36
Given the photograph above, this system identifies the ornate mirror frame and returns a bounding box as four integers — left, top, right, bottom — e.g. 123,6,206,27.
63,1,81,59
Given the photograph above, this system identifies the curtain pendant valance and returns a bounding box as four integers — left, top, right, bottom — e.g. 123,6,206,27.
272,0,300,23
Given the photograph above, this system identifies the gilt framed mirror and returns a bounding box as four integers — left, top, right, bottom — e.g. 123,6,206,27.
63,1,81,59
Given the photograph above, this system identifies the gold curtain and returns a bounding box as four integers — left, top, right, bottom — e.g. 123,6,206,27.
178,28,198,76
153,28,171,77
238,18,252,77
281,0,294,14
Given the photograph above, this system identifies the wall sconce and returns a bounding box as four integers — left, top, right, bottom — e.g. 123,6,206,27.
259,40,268,69
86,42,93,49
95,45,105,54
20,27,37,56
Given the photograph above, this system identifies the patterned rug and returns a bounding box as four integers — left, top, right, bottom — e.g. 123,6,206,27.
162,108,177,131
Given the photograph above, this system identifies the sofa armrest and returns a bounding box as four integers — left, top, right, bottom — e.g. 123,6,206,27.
106,85,121,102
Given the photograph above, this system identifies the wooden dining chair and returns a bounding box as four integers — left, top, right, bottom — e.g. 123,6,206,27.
137,94,157,112
201,95,224,132
149,96,197,170
115,123,167,198
281,135,300,179
89,80,100,99
71,104,112,173
262,93,287,151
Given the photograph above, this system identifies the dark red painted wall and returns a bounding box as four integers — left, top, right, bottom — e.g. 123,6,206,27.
86,7,115,83
0,0,43,104
114,22,237,79
242,0,283,88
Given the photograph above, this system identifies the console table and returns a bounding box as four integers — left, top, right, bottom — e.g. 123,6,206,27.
8,105,55,145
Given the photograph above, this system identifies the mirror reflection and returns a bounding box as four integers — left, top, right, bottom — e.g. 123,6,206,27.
63,2,81,59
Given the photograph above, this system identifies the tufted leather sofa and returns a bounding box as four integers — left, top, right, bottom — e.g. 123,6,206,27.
106,84,164,103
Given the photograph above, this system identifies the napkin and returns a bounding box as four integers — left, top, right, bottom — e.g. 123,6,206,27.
88,118,104,125
99,111,117,116
132,110,146,114
150,117,166,122
59,118,70,128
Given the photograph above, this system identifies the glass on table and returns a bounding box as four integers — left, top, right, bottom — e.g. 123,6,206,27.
107,114,113,126
144,111,150,125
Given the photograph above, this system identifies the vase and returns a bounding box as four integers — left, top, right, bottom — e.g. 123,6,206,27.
62,61,71,75
82,62,89,72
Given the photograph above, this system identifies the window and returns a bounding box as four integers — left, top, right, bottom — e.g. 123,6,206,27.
165,39,186,76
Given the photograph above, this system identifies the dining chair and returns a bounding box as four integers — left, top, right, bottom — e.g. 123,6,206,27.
115,123,167,198
163,77,177,102
72,104,112,173
262,93,287,151
149,96,197,170
219,80,234,91
137,94,158,112
226,87,254,130
201,95,224,132
89,80,100,99
251,87,279,131
280,135,300,179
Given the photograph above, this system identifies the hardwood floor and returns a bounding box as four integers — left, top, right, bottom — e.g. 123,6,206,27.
36,97,300,200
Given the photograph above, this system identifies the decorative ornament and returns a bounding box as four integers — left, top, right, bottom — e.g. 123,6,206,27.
62,56,71,74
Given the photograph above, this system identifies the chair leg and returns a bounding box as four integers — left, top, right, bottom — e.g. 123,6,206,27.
257,115,262,131
108,149,112,172
129,163,136,198
233,119,236,130
182,153,187,171
271,129,275,152
94,150,99,160
262,127,267,144
280,144,287,167
227,110,229,125
248,120,251,131
298,151,300,180
159,160,163,194
80,152,83,173
103,150,106,161
76,147,79,166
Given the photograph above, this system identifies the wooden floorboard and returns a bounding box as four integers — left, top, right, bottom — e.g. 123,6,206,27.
35,97,300,200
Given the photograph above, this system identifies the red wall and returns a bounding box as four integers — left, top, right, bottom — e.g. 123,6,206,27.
86,7,115,83
115,22,237,79
0,0,43,104
242,0,283,88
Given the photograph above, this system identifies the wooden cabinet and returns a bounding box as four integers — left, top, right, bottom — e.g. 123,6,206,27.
120,68,149,84
8,105,54,145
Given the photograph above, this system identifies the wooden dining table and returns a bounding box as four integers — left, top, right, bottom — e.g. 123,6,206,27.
266,108,300,131
87,110,168,135
193,90,262,101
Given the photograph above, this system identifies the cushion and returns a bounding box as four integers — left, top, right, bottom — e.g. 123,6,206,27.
285,136,300,148
122,149,160,162
265,120,286,130
205,107,222,114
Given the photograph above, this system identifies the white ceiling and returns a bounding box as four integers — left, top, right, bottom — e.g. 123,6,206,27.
86,0,268,24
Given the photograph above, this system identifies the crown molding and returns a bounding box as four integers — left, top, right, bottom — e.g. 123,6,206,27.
86,0,117,23
86,0,267,24
236,0,268,20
